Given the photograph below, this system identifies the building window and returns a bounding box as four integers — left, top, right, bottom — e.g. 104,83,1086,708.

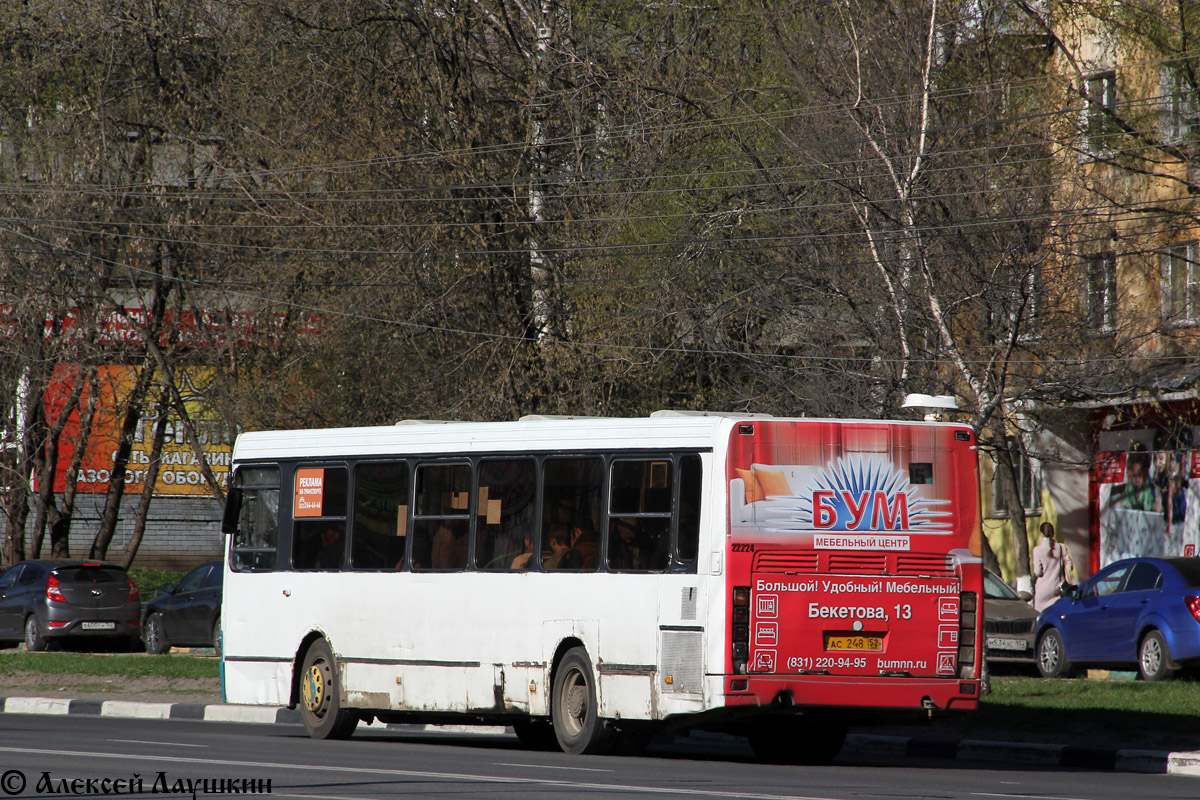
991,446,1042,517
1160,66,1200,146
1084,71,1119,155
1162,240,1200,326
1084,251,1116,332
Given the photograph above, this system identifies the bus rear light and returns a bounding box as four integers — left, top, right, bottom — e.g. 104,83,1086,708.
959,591,977,629
731,586,751,674
957,646,975,678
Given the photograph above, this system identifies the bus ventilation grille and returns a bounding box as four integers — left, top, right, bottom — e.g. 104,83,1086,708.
827,554,887,573
752,551,819,573
750,552,953,576
660,630,703,693
894,554,952,575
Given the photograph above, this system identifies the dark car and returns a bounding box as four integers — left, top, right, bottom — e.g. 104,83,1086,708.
142,561,222,655
983,570,1037,666
1035,556,1200,681
0,560,141,651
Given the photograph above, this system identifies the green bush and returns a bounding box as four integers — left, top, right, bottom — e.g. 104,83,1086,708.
128,568,185,599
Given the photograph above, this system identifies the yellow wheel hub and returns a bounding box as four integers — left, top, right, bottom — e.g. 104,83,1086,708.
302,664,326,712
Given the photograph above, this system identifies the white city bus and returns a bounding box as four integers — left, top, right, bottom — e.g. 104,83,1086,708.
220,412,984,761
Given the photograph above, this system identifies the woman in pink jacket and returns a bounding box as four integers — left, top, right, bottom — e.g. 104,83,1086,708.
1032,522,1076,612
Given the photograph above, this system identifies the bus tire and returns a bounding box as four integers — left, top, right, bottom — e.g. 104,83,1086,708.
551,647,616,755
299,639,358,740
513,719,559,750
748,715,847,764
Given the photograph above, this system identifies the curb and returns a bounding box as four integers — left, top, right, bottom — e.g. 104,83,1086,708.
3,696,1196,776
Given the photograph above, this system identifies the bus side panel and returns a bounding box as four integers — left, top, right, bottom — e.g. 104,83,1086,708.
222,659,291,707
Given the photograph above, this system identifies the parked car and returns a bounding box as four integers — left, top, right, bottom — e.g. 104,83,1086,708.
0,559,141,651
983,569,1037,666
142,561,222,655
1035,556,1200,681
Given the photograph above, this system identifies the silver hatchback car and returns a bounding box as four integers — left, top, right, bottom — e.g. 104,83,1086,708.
0,560,141,651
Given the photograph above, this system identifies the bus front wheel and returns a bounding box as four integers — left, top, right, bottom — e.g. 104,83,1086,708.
551,647,616,755
299,639,358,740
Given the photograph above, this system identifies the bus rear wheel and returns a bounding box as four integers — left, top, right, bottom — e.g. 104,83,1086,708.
299,639,358,740
551,647,616,755
748,714,848,764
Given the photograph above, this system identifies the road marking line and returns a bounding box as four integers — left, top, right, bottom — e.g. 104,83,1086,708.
0,746,844,800
493,762,612,772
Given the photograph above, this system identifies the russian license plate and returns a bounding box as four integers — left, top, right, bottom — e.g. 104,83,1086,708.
80,621,116,631
986,636,1027,651
825,635,883,651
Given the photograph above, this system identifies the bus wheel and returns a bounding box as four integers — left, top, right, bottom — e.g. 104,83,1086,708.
551,647,616,755
748,715,848,764
512,719,559,750
299,639,358,740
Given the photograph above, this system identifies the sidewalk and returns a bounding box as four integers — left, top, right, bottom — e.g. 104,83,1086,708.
3,695,1199,776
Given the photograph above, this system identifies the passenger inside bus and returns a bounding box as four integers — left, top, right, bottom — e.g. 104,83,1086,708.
431,522,469,569
509,535,535,569
315,524,345,569
609,517,641,569
291,522,345,570
560,523,599,570
542,524,572,569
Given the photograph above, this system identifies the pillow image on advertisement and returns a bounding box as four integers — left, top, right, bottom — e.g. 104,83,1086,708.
752,467,793,498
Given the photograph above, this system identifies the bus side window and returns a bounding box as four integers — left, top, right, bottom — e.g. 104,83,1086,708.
608,459,672,572
542,457,603,572
412,462,472,570
230,466,280,571
676,455,702,569
351,461,410,570
291,466,348,570
477,458,537,570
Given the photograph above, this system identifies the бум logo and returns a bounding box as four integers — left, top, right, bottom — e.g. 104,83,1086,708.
799,456,950,532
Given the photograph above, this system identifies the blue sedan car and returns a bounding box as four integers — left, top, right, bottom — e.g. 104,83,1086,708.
1035,556,1200,681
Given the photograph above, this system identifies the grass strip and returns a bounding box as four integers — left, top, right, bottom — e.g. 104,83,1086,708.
0,652,218,680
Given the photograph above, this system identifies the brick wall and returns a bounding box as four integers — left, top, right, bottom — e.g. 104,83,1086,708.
16,495,225,571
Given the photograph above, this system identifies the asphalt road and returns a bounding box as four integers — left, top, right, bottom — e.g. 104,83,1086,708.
0,713,1196,800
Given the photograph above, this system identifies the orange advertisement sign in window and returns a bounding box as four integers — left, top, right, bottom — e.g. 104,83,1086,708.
295,468,326,517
